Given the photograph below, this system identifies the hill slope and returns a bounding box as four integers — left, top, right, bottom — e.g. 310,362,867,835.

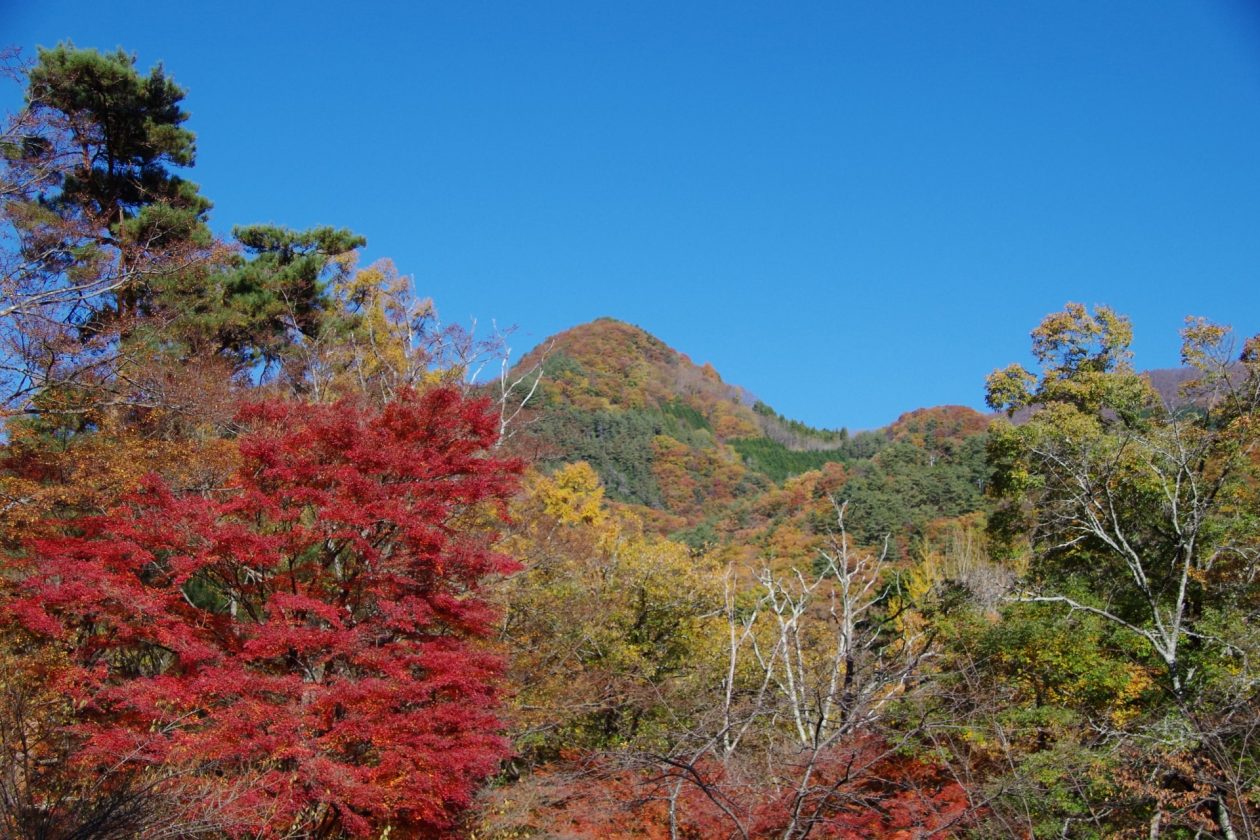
511,319,993,544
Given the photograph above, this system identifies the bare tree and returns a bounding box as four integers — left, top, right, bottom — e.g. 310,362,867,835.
490,329,548,448
644,499,948,840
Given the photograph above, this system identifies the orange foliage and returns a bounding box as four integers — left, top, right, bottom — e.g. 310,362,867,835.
475,737,973,839
517,319,764,441
650,435,750,522
712,403,760,438
0,420,237,549
886,405,990,450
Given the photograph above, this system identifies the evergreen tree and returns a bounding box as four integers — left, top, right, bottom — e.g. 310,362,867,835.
1,44,215,417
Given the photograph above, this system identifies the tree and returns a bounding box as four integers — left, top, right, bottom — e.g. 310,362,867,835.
495,462,720,763
278,253,500,407
478,482,970,839
637,499,955,840
916,595,1157,838
209,224,363,371
0,44,217,417
0,48,378,421
985,304,1260,837
474,737,968,840
5,386,522,837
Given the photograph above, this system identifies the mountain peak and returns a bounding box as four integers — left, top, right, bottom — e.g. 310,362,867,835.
514,318,1000,528
517,319,759,436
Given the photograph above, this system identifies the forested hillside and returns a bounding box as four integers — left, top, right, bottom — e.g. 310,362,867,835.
513,318,991,551
1,45,1258,840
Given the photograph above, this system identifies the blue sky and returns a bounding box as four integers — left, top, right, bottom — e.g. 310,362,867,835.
5,1,1259,429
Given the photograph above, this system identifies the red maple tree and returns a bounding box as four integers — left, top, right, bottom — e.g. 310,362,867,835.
9,387,521,837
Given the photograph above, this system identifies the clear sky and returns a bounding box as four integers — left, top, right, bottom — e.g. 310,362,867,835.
4,1,1259,429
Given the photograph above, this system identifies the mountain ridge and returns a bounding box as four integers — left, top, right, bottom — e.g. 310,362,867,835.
515,317,1212,436
509,318,1212,545
514,317,990,440
510,318,992,536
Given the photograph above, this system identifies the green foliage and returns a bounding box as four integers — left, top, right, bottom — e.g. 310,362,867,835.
537,350,585,404
660,396,711,431
528,407,669,507
220,225,365,364
730,430,888,482
730,436,848,482
729,429,987,548
12,43,214,323
987,303,1145,419
672,519,718,552
134,225,369,372
910,597,1149,839
525,400,779,527
979,305,1260,835
26,43,207,222
984,364,1037,415
840,437,989,545
887,405,991,452
838,428,888,459
751,399,847,443
977,603,1144,713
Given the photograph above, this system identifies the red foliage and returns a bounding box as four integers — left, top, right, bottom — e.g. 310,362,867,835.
9,387,522,836
482,737,972,839
754,738,973,839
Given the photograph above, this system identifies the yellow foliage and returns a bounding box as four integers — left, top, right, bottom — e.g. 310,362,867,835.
315,257,452,401
1110,665,1156,727
497,463,723,757
529,462,606,526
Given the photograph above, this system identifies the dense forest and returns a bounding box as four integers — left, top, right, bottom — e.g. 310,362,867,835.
1,45,1258,839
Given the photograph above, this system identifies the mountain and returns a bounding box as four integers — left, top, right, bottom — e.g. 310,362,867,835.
510,318,767,528
510,318,993,547
515,317,761,433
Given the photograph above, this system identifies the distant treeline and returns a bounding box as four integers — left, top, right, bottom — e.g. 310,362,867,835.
730,429,887,482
